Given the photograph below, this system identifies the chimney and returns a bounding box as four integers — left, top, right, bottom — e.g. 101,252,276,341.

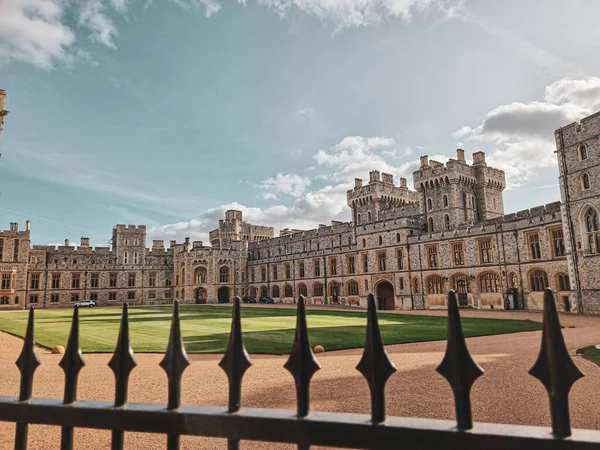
457,149,465,161
185,237,191,251
472,151,486,165
14,222,18,232
354,178,363,188
400,177,407,188
80,237,90,247
65,239,70,247
420,155,429,168
170,240,177,248
25,220,31,231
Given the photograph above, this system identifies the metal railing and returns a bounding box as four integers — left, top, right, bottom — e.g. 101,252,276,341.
1,288,599,450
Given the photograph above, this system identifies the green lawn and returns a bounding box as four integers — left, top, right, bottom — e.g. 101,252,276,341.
577,345,600,366
0,306,542,354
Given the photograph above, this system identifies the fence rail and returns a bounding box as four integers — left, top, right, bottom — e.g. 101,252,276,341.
0,288,597,450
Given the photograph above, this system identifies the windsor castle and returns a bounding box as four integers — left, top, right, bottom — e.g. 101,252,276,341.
2,88,600,313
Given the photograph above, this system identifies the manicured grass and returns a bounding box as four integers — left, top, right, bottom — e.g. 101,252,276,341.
0,306,542,355
577,345,600,366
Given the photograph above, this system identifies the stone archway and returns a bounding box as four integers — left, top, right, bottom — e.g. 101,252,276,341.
218,286,230,304
195,287,207,305
376,280,395,310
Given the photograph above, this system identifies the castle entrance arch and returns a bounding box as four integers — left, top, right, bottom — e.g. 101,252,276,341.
452,274,469,306
195,288,207,305
218,286,230,304
376,281,395,310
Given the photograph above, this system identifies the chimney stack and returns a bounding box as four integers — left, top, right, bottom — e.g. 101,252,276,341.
26,220,31,231
354,178,363,188
457,149,465,162
80,237,90,247
472,151,486,165
65,239,70,247
400,177,407,188
170,240,177,248
420,155,429,168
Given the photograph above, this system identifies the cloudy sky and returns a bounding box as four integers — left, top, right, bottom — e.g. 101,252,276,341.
1,0,600,246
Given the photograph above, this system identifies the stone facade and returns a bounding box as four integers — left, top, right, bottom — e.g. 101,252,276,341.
2,109,600,313
0,89,8,135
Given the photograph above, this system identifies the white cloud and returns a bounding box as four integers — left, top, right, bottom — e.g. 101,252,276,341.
169,0,222,17
259,192,279,200
78,0,118,48
455,77,600,187
296,106,314,115
257,172,311,197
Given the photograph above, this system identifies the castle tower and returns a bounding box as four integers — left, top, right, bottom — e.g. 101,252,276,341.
346,171,417,224
556,112,600,313
413,150,505,232
112,225,147,265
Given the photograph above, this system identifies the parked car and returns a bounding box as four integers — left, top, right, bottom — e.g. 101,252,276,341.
242,296,257,304
258,296,274,304
75,300,96,308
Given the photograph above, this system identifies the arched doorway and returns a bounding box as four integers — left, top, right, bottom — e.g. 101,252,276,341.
330,282,340,303
451,274,469,306
376,281,395,310
195,288,207,305
218,286,230,304
249,287,257,298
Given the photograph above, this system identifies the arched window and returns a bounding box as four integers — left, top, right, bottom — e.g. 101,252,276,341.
585,207,600,254
124,238,129,245
480,272,500,293
123,251,129,264
347,280,359,296
580,144,588,160
313,283,323,297
428,217,434,232
529,269,549,292
134,252,139,264
509,272,518,289
378,236,383,246
368,211,372,222
396,233,400,243
219,266,229,283
284,285,293,297
443,195,448,208
427,198,433,211
134,238,139,245
357,214,361,225
582,172,591,190
0,296,9,305
298,283,308,297
260,286,268,298
444,214,450,231
194,267,207,284
426,276,444,294
557,273,571,291
272,285,280,298
362,238,366,248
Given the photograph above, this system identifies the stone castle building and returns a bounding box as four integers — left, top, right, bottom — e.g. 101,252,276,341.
1,88,600,313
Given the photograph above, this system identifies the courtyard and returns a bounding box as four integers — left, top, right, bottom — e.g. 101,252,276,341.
1,306,600,449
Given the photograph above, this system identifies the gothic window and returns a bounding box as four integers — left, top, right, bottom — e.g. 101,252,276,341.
0,296,9,305
72,273,80,289
272,285,280,298
396,249,404,270
124,251,129,264
580,144,588,160
299,262,305,278
585,207,600,254
582,172,591,190
1,274,11,290
194,267,207,284
557,273,571,291
30,273,40,290
443,195,448,208
528,233,541,260
378,252,386,272
529,269,549,292
368,211,372,222
110,272,118,288
362,238,366,248
124,239,129,245
509,272,518,289
285,264,291,279
134,252,139,264
396,233,400,243
128,273,136,287
52,273,61,289
348,256,356,274
261,267,266,282
551,228,566,257
219,266,229,283
298,283,308,297
378,236,383,246
330,258,337,276
426,276,444,294
444,214,450,231
427,245,439,268
362,254,369,273
272,265,278,281
479,239,493,264
427,198,433,211
452,242,464,266
313,283,323,297
480,272,500,293
91,273,99,288
428,217,434,232
314,260,321,277
347,280,359,296
284,285,293,297
413,278,420,294
149,272,157,287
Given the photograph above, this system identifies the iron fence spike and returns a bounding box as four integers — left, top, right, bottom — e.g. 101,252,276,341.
108,303,138,408
159,300,190,411
219,296,253,414
59,305,86,405
356,293,397,424
529,288,583,438
284,295,321,418
436,290,484,430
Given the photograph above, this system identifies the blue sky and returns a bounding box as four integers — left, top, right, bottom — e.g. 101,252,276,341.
1,0,600,245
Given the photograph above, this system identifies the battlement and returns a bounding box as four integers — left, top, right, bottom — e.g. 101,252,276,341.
556,110,600,148
114,224,147,232
1,222,31,236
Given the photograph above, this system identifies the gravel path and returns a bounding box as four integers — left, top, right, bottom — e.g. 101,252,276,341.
2,307,600,449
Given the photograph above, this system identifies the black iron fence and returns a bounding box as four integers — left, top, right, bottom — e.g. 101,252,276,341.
1,288,599,450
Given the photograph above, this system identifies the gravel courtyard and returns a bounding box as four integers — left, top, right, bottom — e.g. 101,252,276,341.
2,307,600,449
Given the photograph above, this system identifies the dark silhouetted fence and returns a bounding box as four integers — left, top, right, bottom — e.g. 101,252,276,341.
1,288,599,449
